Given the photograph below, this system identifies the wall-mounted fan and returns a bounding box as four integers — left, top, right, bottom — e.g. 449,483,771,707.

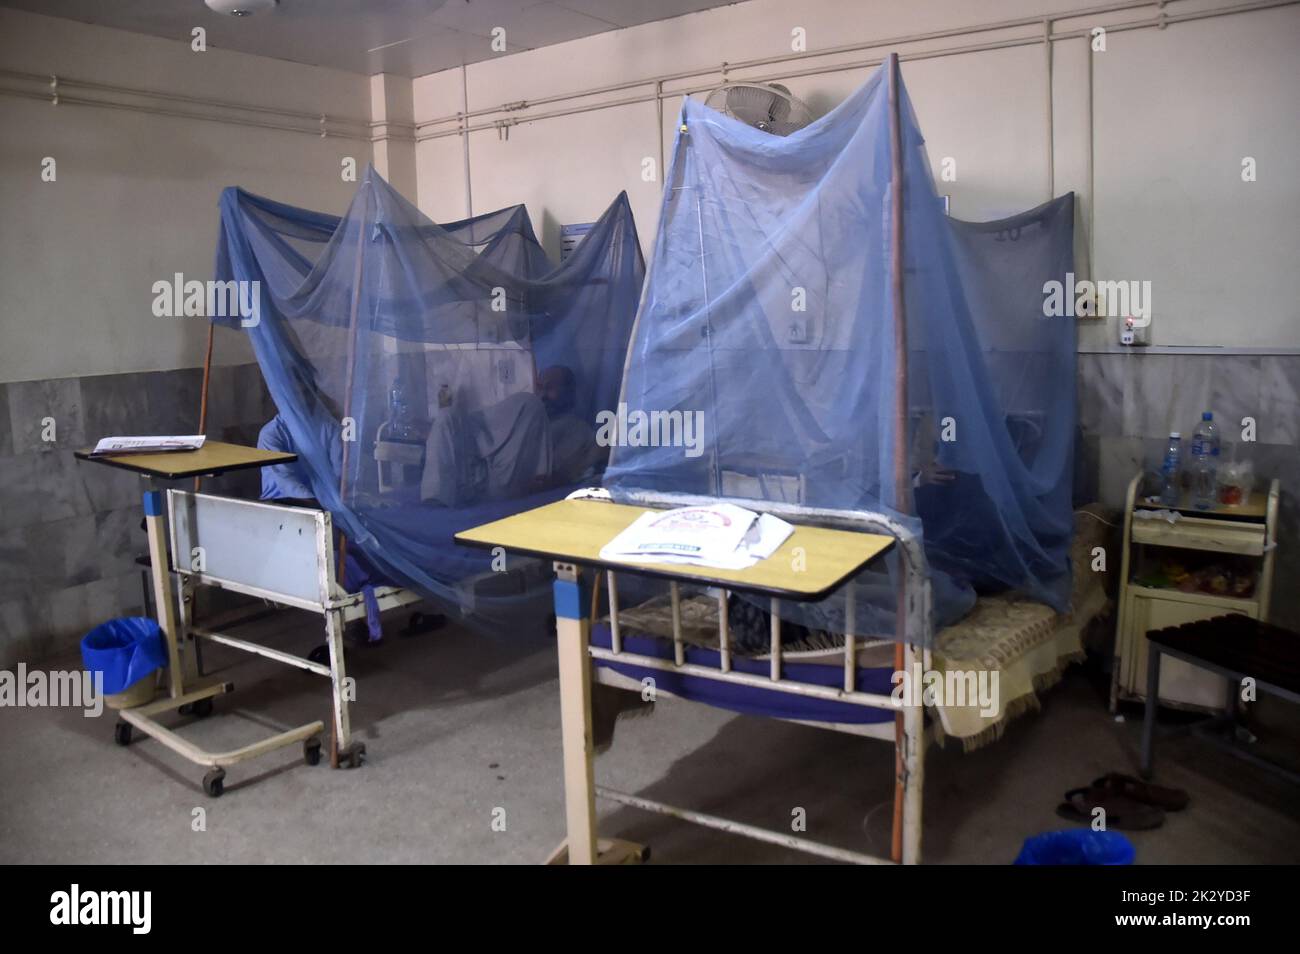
702,82,814,136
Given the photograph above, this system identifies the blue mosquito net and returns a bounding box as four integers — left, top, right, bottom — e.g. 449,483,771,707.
213,166,645,630
604,61,1077,641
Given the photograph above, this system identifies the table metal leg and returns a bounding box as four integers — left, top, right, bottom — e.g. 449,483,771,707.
1140,645,1161,778
553,562,597,865
143,485,183,699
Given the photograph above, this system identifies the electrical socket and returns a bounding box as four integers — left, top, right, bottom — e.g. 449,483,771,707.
1119,315,1148,346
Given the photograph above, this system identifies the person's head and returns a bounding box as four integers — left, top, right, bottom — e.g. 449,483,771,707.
536,365,577,417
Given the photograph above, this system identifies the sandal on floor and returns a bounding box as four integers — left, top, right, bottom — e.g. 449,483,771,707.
1092,772,1190,811
1056,786,1166,831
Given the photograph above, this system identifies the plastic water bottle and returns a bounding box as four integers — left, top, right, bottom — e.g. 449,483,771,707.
1159,432,1182,507
1191,411,1219,509
388,377,418,442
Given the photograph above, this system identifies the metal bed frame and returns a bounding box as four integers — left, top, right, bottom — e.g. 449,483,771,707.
572,489,933,865
166,490,424,777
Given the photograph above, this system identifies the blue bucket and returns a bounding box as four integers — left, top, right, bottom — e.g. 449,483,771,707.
81,617,168,697
1014,829,1135,865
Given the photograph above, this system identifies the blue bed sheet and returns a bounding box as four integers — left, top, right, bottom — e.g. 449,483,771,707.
591,623,896,725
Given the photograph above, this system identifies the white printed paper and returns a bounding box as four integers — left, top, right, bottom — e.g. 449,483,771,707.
599,504,792,570
92,435,206,455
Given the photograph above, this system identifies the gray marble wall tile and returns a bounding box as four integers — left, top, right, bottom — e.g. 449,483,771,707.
203,364,239,435
32,513,102,590
0,451,94,531
94,508,143,576
79,372,151,440
79,455,143,513
0,523,27,603
233,362,275,426
0,594,43,670
1074,432,1100,505
1122,354,1214,440
7,377,85,454
1096,435,1146,508
1077,353,1125,436
187,362,273,436
144,367,206,435
47,573,143,649
1208,355,1263,453
1258,355,1300,446
0,384,11,457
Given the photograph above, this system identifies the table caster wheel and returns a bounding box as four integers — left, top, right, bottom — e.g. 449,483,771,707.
189,697,214,718
304,738,322,766
114,721,133,746
338,741,366,769
308,644,330,666
202,768,226,798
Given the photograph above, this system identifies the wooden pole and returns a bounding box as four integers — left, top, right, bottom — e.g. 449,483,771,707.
194,324,215,492
886,52,912,865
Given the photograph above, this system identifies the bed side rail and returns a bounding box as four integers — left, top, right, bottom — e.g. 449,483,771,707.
598,488,932,702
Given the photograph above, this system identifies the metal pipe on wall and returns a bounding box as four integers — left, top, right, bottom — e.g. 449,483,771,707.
1044,18,1055,200
460,62,473,218
1,1,1288,148
413,0,1297,143
413,0,1295,139
414,0,1166,132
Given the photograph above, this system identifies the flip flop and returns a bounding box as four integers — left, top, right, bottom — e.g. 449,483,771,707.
1092,773,1190,811
1056,786,1166,831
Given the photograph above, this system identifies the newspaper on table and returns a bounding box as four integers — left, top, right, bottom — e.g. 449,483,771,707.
599,502,794,571
91,435,206,456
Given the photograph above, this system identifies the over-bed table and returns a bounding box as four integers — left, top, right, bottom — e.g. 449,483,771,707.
457,492,931,865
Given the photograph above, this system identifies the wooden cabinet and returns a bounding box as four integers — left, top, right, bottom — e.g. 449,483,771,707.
1110,473,1279,711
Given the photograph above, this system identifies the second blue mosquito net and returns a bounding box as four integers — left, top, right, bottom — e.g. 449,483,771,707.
213,167,645,628
604,61,1077,639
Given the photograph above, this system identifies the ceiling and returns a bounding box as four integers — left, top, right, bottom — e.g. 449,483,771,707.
0,0,742,77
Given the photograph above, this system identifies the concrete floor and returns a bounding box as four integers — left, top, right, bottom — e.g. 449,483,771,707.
2,608,1297,864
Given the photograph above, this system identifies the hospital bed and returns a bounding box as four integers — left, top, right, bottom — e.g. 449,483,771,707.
548,494,1113,862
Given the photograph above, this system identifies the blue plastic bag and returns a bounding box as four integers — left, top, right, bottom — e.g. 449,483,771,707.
1014,829,1135,865
81,617,167,696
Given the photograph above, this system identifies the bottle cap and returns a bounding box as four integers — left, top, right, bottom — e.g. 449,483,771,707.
1170,431,1181,438
1202,411,1213,420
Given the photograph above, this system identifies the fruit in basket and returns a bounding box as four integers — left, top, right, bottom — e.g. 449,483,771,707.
1203,571,1230,595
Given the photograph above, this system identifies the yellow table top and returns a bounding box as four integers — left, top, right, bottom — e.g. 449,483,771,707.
455,498,894,601
75,441,296,480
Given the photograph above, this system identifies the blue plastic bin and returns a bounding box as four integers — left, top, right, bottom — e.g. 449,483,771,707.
81,617,168,697
1015,829,1135,865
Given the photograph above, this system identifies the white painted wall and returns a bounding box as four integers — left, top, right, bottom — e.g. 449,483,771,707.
412,0,1300,350
0,8,373,383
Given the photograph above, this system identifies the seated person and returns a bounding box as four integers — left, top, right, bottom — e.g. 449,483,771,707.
257,413,342,503
419,365,604,506
537,365,606,485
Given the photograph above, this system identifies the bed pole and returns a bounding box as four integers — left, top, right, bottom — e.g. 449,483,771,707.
331,183,369,767
886,51,913,865
337,190,369,586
